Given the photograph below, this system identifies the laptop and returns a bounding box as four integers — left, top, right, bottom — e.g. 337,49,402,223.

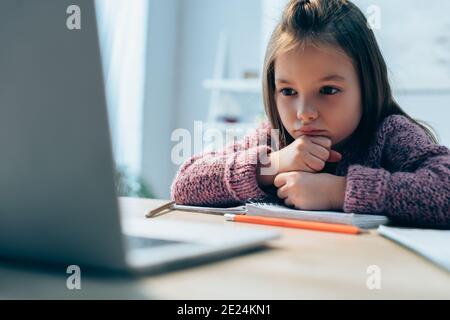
0,0,279,273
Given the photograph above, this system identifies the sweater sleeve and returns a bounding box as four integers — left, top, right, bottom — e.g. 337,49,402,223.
170,126,274,206
343,115,450,228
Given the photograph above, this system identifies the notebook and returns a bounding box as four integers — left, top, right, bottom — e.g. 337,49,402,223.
246,203,389,229
172,204,246,215
173,202,389,229
378,225,450,272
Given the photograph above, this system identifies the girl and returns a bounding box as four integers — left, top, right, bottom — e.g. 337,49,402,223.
171,0,450,228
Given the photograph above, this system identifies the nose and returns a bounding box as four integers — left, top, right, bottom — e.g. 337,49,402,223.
296,101,318,123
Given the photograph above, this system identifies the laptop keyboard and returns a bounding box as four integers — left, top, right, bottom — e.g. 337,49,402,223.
126,235,182,250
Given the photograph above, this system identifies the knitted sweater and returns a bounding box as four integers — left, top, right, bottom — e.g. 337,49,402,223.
171,115,450,228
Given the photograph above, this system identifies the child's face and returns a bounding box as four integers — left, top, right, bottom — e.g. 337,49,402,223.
274,43,362,147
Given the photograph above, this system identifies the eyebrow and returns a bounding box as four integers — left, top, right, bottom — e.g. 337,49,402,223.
275,74,347,84
319,74,346,82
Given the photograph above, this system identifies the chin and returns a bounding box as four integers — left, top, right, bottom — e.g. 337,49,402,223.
333,136,351,149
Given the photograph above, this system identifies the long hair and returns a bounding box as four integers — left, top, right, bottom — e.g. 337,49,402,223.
263,0,438,149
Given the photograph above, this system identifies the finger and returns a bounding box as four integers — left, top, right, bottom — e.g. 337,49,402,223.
309,144,330,161
284,198,294,207
309,136,332,149
274,173,288,188
299,161,317,173
327,150,342,163
277,185,289,199
304,153,326,172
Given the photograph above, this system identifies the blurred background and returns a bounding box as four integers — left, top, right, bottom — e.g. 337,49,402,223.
94,0,450,200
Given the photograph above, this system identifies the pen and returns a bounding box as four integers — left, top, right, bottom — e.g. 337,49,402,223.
224,214,363,235
146,200,176,218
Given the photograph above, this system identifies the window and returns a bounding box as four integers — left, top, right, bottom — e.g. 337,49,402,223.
95,0,149,175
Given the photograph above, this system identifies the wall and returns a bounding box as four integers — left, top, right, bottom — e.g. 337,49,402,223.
396,93,450,147
174,0,263,135
141,0,181,199
142,0,263,199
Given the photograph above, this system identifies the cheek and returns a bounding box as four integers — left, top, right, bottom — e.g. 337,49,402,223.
338,101,361,127
345,94,362,129
276,100,296,124
327,94,362,139
323,94,361,144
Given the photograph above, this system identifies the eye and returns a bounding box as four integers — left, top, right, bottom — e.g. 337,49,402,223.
320,86,340,95
279,88,297,96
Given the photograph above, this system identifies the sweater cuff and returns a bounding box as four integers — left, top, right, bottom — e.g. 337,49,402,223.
344,165,390,214
225,145,272,202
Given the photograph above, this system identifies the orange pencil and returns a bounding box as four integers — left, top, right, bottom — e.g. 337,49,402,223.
224,214,363,235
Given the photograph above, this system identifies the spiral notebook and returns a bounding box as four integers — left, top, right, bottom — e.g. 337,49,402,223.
173,202,389,229
172,204,247,215
245,203,389,229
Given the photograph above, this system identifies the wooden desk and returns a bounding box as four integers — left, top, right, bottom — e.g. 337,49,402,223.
0,197,449,299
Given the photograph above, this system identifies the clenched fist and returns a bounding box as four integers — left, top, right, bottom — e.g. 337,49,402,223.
257,135,342,186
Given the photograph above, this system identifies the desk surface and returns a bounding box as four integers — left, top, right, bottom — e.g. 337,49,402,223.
0,197,449,299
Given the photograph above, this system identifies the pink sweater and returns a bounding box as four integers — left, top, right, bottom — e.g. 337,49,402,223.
171,115,450,228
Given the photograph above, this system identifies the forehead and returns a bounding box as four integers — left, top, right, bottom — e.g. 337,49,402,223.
274,43,356,82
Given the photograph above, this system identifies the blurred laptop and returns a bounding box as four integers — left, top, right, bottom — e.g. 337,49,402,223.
0,0,279,273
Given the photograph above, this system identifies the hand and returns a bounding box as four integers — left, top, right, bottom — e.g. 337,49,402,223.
257,135,342,187
274,171,347,211
273,135,341,173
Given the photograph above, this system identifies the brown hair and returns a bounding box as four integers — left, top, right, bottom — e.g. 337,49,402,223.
262,0,438,149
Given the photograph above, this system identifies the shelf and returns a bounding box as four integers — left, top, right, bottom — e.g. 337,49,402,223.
202,78,261,93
